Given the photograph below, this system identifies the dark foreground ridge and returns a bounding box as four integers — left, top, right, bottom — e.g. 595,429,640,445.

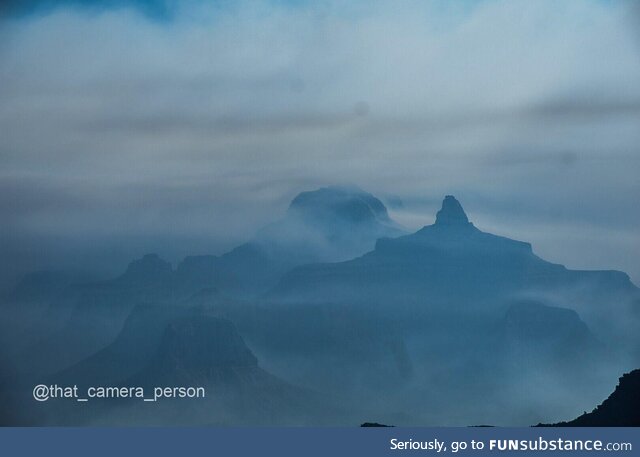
539,368,640,426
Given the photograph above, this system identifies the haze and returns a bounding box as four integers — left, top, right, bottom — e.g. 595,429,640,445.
1,0,639,291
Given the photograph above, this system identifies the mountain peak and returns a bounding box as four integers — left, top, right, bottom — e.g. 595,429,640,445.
435,195,470,227
287,185,391,225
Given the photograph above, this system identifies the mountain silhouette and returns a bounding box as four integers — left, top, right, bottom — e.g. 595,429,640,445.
51,303,191,388
541,369,640,426
258,195,639,425
5,270,84,304
175,185,405,297
435,195,471,226
5,186,406,381
2,189,639,426
269,196,638,349
30,313,338,426
11,256,182,380
104,315,341,426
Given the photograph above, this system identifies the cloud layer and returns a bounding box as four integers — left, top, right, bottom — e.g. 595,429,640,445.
1,0,639,288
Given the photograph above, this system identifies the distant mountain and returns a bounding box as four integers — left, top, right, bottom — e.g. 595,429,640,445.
2,190,639,427
97,315,342,426
5,186,406,380
257,195,639,425
541,369,640,426
0,269,99,365
0,270,81,371
117,253,173,286
50,288,244,388
5,270,82,304
26,312,335,426
269,196,639,349
503,300,606,369
51,303,192,388
175,185,406,297
12,259,182,379
152,316,257,372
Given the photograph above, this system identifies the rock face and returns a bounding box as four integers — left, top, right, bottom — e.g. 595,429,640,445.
545,369,640,426
435,195,471,227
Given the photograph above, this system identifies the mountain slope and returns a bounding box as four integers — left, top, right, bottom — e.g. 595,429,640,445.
3,191,639,427
543,369,640,426
99,316,343,426
268,196,639,348
175,185,406,297
5,186,406,380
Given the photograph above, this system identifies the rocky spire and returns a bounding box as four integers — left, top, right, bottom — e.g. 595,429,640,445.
434,195,470,227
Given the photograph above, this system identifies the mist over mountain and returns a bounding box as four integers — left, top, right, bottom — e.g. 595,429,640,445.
503,301,604,365
112,315,337,426
270,196,638,348
176,185,406,298
260,194,639,424
0,187,638,426
0,186,406,383
2,0,639,431
35,313,340,426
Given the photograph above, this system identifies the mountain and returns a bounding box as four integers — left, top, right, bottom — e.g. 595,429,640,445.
0,269,97,365
93,315,341,426
257,195,639,425
117,253,173,286
50,288,245,388
2,190,639,426
11,256,182,380
174,185,405,297
542,369,640,426
268,196,639,350
50,304,191,388
502,300,606,368
5,186,406,381
4,270,82,304
26,313,335,426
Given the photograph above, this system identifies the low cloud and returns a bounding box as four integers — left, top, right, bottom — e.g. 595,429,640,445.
0,0,639,289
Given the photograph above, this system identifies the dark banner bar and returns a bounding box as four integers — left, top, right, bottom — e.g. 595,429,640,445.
1,427,637,457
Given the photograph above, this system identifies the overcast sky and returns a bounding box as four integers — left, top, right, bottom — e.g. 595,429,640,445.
1,0,639,289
